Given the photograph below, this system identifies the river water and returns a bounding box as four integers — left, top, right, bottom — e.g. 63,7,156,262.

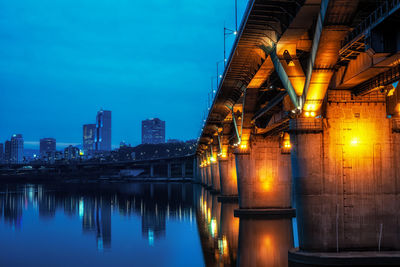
0,182,298,267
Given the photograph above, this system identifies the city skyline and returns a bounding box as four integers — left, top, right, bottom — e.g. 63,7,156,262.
4,113,196,150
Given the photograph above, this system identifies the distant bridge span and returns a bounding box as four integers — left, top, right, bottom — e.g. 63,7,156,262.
0,154,197,179
196,0,400,257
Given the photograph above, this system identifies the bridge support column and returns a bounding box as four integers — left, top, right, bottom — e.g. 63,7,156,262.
181,162,186,178
167,163,171,178
199,156,206,185
234,136,292,213
193,158,198,181
150,164,154,177
210,160,221,192
290,91,400,253
206,163,212,188
201,166,206,185
218,152,238,198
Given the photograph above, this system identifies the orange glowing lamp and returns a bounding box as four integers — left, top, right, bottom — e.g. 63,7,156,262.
350,138,359,146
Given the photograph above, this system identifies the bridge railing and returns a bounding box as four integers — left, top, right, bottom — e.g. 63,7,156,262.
344,0,400,46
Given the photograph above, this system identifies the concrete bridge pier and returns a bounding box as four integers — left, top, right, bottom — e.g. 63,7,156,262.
206,161,212,188
193,157,198,182
234,136,294,216
201,166,206,185
167,162,171,179
198,155,206,185
218,149,238,201
181,162,186,178
208,139,221,193
210,160,221,193
289,91,400,264
150,164,154,178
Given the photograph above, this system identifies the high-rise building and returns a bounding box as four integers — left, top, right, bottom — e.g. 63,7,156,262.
64,145,80,161
4,140,11,163
0,143,3,163
10,134,24,163
142,118,165,144
83,124,96,156
40,138,56,158
95,109,112,152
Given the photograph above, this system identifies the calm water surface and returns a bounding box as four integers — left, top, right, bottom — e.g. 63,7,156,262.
0,182,297,267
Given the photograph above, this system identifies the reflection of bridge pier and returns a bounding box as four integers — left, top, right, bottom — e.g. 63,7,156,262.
237,217,293,267
197,187,240,266
218,201,239,266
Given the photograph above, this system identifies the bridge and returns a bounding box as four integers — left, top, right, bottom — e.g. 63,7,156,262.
195,0,400,261
0,155,197,180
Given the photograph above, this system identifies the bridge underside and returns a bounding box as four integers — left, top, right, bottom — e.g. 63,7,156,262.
196,0,400,252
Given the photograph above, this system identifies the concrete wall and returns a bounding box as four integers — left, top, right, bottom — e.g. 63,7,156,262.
291,92,400,251
210,161,221,191
200,167,205,185
235,135,292,209
218,152,238,196
206,165,212,187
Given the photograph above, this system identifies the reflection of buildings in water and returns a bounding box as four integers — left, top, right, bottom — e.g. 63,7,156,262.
142,208,166,246
96,197,112,250
82,197,96,233
2,191,23,228
63,197,77,217
79,196,112,250
38,191,56,219
0,183,198,250
237,218,293,267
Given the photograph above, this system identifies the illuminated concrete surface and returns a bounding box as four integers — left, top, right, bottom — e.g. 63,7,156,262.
235,136,291,209
291,91,400,251
218,152,238,197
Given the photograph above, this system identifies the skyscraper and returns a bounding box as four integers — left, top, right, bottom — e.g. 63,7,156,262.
40,138,56,158
95,109,112,152
142,118,165,144
83,124,96,156
10,134,24,163
64,145,80,161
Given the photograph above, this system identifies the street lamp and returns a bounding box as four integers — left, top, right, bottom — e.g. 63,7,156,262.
216,59,224,88
211,76,216,96
224,27,237,67
235,0,238,33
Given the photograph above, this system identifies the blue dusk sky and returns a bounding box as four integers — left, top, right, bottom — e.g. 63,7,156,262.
0,0,247,149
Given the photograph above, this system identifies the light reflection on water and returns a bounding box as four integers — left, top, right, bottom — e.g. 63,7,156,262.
0,182,297,266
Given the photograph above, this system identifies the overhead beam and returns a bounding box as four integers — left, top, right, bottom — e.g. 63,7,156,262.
260,44,300,109
300,0,330,110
